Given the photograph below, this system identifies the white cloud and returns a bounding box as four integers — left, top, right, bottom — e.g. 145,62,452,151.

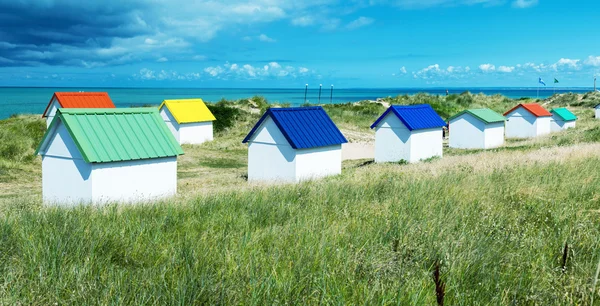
479,63,496,72
204,66,225,77
346,17,374,30
400,66,407,74
497,65,514,73
157,57,168,62
584,56,600,67
192,55,207,61
447,66,455,73
321,18,341,31
550,58,581,71
202,62,313,80
392,0,505,9
512,0,539,8
135,68,202,81
291,16,315,27
258,34,276,42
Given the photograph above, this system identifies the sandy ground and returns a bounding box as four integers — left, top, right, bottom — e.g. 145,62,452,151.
342,142,374,160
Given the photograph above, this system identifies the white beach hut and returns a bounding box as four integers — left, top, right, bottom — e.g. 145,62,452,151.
371,104,446,163
594,104,600,119
242,106,348,183
35,108,184,205
159,99,216,145
448,108,506,149
42,92,116,127
503,103,552,138
550,107,577,132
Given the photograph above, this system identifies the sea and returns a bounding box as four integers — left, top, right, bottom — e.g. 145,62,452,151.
0,87,594,120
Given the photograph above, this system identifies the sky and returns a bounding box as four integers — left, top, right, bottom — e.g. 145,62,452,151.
0,0,599,88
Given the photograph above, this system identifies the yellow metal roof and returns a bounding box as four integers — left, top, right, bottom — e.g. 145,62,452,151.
159,99,216,124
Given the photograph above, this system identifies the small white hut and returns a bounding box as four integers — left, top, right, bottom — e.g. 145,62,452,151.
35,108,184,205
242,106,347,183
448,108,505,149
371,104,446,163
504,103,552,138
159,99,216,145
594,104,600,119
550,107,577,132
42,92,116,127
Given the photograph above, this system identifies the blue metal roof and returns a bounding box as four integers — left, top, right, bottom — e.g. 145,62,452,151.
370,104,446,131
242,106,348,149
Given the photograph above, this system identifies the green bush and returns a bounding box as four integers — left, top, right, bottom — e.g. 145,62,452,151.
0,117,45,162
206,103,242,133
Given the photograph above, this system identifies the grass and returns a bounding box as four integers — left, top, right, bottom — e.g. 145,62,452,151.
1,92,600,304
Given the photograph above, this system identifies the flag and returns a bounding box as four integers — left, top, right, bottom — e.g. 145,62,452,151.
539,77,546,86
554,78,559,84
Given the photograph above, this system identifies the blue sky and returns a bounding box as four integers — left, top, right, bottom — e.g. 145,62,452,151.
0,0,599,88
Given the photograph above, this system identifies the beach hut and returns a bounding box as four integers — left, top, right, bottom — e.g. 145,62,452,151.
503,103,552,138
35,108,184,205
448,108,505,149
159,99,216,145
371,104,446,163
594,104,600,119
42,92,116,127
550,107,577,132
242,106,347,183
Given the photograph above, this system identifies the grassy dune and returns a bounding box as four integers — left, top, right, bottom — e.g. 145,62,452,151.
1,92,600,304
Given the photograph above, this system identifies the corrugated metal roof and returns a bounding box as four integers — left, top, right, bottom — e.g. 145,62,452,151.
370,104,446,130
242,106,348,149
42,92,116,117
551,107,577,121
504,103,552,117
448,108,506,124
36,108,184,163
159,99,216,124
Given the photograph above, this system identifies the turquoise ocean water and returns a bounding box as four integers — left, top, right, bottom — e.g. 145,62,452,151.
0,87,593,119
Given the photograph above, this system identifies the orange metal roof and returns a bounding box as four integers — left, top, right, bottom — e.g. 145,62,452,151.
42,92,116,117
503,103,551,117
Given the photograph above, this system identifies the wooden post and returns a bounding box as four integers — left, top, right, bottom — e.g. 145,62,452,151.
304,84,308,103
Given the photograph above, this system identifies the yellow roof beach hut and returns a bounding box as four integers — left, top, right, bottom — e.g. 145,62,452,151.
159,99,216,145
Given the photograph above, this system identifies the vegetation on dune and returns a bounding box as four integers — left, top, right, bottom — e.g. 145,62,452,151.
3,91,600,303
1,157,600,304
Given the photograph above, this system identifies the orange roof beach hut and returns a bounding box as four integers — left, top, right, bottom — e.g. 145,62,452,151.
503,103,552,138
42,92,116,127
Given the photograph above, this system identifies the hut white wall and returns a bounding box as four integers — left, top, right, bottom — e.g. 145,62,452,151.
91,157,177,203
483,122,505,149
247,117,297,182
410,128,443,162
179,122,213,144
160,108,180,142
374,114,412,163
45,100,60,127
295,145,342,181
41,123,92,205
535,117,551,136
505,108,537,138
595,107,600,119
449,114,485,149
551,115,576,132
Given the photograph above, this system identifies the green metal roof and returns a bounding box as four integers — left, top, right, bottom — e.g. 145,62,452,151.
36,108,184,163
448,108,506,124
551,108,577,122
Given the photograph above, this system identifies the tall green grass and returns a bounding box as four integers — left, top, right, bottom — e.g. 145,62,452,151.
1,158,599,304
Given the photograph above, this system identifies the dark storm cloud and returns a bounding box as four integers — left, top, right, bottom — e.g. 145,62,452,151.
0,0,153,66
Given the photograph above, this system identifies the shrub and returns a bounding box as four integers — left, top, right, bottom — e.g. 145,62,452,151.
206,104,241,133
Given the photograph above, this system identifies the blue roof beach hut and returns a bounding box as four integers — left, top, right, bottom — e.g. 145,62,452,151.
243,106,347,183
371,104,446,163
